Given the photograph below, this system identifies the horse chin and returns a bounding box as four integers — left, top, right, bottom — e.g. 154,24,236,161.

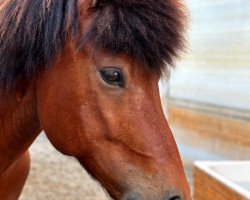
77,156,187,200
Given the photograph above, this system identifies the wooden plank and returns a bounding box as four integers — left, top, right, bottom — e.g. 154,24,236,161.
169,104,250,159
194,166,247,200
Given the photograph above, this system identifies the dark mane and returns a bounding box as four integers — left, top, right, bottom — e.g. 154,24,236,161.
83,0,188,72
0,0,79,91
0,0,187,92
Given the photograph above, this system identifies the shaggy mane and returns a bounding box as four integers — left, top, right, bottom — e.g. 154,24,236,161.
0,0,188,92
0,0,79,91
83,0,188,71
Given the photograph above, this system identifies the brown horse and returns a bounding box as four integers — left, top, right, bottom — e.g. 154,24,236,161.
0,0,190,199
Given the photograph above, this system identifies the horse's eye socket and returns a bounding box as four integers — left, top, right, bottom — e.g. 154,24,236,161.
99,68,124,87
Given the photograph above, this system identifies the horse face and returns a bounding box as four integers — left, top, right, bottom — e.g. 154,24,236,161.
36,45,190,200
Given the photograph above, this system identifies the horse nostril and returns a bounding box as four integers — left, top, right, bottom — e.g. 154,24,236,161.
163,196,182,200
163,190,183,200
169,196,182,200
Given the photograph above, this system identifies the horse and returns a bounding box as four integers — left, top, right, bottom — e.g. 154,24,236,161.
0,0,190,199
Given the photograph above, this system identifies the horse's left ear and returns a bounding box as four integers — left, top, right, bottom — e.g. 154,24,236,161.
92,0,99,7
78,0,100,11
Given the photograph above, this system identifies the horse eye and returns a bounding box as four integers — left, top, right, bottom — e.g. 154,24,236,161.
99,68,124,87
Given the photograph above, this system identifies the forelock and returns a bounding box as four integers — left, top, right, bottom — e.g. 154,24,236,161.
81,0,188,74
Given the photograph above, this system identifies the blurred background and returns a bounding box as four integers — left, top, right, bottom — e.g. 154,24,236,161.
160,0,250,185
20,0,250,199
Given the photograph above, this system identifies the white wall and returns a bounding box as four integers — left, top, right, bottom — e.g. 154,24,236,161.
169,0,250,112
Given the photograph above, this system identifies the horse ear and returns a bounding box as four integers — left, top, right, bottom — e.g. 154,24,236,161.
78,0,100,12
92,0,99,7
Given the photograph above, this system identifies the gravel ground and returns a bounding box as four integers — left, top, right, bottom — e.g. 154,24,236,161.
20,133,192,200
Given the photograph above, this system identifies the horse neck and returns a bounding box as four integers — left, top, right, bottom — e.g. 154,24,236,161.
0,90,41,173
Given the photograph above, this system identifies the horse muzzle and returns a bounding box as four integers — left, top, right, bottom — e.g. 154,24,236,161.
122,190,185,200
